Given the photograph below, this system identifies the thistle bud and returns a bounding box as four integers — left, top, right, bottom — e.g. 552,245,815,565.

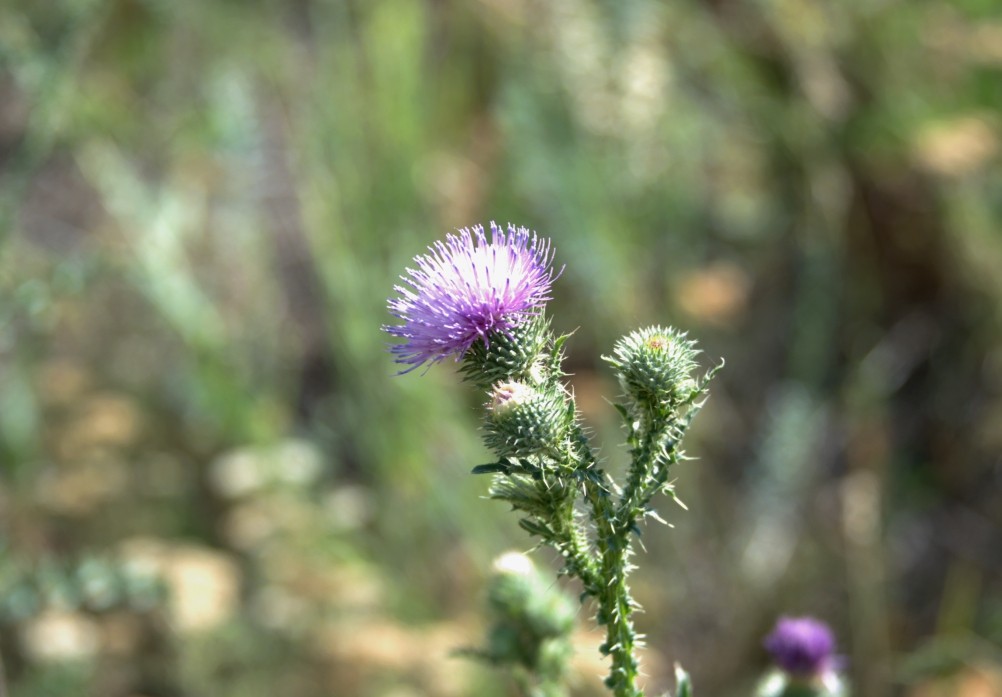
756,617,846,697
458,553,576,693
485,381,568,460
487,552,576,646
604,326,700,412
462,316,550,389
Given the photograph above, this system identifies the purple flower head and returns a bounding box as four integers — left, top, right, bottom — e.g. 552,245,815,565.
764,616,836,677
385,222,559,372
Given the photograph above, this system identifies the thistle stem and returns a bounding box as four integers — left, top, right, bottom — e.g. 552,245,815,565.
571,424,643,697
549,499,600,592
589,481,643,697
617,413,664,523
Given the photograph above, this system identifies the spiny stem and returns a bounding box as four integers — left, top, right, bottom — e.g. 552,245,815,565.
549,493,600,592
570,424,644,697
617,413,664,524
592,494,643,697
617,394,709,530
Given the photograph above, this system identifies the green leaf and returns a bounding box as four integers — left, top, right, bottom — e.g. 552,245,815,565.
518,518,553,538
514,457,542,472
472,462,510,475
612,402,631,423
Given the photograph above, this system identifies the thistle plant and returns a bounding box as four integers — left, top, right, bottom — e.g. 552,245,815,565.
459,552,577,697
757,617,848,697
384,222,720,697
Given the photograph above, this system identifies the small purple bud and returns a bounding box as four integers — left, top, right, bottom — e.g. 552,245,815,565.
764,616,836,677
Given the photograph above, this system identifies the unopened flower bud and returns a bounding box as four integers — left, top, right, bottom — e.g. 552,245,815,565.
485,381,568,459
765,616,835,678
462,316,550,388
604,326,699,412
757,616,846,697
487,552,576,641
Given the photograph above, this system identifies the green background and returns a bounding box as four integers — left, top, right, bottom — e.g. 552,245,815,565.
1,0,1001,695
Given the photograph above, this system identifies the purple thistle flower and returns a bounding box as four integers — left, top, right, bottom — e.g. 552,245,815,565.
764,616,836,677
384,222,559,372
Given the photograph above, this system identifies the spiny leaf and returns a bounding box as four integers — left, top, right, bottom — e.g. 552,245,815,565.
472,462,510,475
612,402,632,423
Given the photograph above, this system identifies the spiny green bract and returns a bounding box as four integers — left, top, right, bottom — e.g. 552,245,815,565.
461,316,551,389
484,380,569,460
754,671,848,697
604,326,700,412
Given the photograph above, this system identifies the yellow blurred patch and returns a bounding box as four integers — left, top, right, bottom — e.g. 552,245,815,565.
36,359,92,407
36,457,129,516
315,617,476,697
20,609,101,663
674,262,751,326
57,393,143,458
118,538,240,633
908,665,1002,697
914,115,999,178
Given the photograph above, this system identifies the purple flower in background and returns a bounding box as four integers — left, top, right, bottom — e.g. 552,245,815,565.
764,616,836,677
385,222,558,372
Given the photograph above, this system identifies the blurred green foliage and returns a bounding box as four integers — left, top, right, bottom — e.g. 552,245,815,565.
1,0,1001,695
